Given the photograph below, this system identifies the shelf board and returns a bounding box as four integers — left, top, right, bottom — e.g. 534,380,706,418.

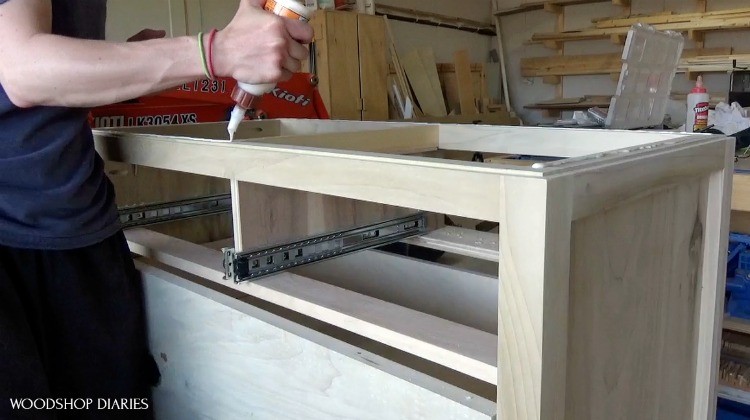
530,9,750,44
524,96,611,111
520,48,732,78
725,316,750,335
718,384,750,405
494,0,609,17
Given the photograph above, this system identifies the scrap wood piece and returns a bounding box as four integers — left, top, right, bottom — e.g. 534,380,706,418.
453,50,476,115
492,18,513,115
479,63,489,113
525,95,612,110
402,48,447,117
383,16,422,117
435,63,488,115
418,48,447,115
536,97,585,105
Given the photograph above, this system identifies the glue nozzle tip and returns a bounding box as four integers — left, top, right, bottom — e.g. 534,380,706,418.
227,105,245,141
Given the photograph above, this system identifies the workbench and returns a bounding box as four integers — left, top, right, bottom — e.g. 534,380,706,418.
94,119,734,420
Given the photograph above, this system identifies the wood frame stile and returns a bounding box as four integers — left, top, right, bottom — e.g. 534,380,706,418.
93,119,734,420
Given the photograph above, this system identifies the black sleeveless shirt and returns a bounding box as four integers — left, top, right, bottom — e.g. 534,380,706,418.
0,0,120,249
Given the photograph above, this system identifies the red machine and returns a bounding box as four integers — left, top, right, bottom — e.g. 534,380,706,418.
90,73,329,129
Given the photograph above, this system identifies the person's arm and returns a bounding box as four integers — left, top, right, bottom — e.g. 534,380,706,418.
0,0,312,108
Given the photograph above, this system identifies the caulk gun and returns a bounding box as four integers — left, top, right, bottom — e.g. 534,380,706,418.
227,0,312,140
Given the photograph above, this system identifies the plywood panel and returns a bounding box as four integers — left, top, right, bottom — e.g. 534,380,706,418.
127,229,497,386
313,11,361,120
566,181,703,419
294,250,499,334
731,210,750,234
140,262,495,420
107,166,228,207
358,15,389,121
454,50,477,115
106,163,233,243
147,212,233,245
402,48,448,117
732,173,750,212
231,182,415,252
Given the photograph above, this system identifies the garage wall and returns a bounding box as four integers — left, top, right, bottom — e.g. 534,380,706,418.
105,0,495,67
191,0,495,63
196,0,241,33
377,0,494,64
495,0,750,125
105,0,176,41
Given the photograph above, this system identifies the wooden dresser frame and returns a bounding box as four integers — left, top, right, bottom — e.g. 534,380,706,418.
94,119,734,420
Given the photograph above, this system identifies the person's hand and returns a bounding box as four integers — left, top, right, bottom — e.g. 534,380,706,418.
127,29,167,42
211,0,314,84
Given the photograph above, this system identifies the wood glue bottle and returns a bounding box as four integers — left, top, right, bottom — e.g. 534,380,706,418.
686,75,709,132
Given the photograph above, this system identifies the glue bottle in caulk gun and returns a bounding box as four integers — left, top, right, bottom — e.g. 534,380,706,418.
227,0,312,140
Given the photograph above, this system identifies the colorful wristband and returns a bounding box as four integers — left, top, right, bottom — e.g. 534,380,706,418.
207,29,218,80
197,31,212,80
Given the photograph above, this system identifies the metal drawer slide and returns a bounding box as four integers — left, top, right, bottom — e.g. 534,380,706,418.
223,212,428,283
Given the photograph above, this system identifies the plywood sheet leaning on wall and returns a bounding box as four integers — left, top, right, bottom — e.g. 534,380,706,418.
402,48,448,117
453,50,477,115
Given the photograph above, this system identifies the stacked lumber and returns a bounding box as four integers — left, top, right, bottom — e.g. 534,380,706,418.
531,7,750,43
682,54,750,74
720,333,750,392
521,48,731,77
720,359,750,391
389,53,501,119
593,8,750,29
383,12,503,120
